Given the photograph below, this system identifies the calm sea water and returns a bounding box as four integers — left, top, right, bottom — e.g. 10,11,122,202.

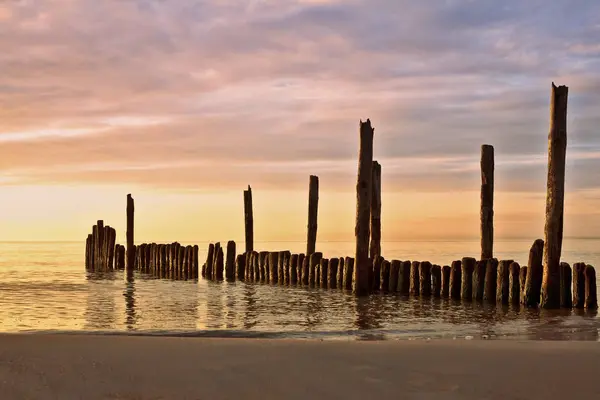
0,240,599,340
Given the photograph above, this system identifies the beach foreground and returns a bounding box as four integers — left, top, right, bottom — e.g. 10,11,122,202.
0,335,598,399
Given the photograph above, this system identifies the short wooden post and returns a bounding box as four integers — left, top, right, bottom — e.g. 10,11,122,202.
441,266,451,298
193,245,199,279
108,227,116,270
573,262,586,309
585,265,598,310
269,252,279,284
260,251,268,282
343,257,354,290
519,266,528,303
297,253,305,284
309,252,322,286
473,260,487,301
461,257,475,301
179,245,186,280
244,185,254,253
398,261,411,295
524,239,544,307
410,261,420,296
214,247,224,281
235,254,246,281
336,257,344,289
126,194,135,272
117,245,125,271
290,254,299,285
484,258,498,302
320,259,329,288
90,225,97,271
369,161,382,261
560,262,572,308
450,260,462,300
420,261,432,297
431,264,441,298
306,175,319,255
389,260,400,292
328,258,339,289
380,260,390,292
509,262,521,304
204,243,214,279
480,144,494,260
372,256,382,292
252,251,259,282
85,234,92,270
225,241,236,282
496,260,513,305
354,119,375,296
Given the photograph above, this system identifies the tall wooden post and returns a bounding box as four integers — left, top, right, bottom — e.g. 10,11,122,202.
95,220,104,270
369,161,382,261
126,194,135,272
244,185,254,253
307,175,319,255
353,119,374,296
541,83,568,309
480,144,494,260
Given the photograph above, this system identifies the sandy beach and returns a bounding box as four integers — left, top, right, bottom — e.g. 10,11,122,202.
0,335,598,399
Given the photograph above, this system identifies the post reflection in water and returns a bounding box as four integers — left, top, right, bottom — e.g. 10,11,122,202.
243,283,258,330
84,271,117,330
123,272,136,330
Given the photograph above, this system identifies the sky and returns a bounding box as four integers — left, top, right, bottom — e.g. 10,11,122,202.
1,0,600,243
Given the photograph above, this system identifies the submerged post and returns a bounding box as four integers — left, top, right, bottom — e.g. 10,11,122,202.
541,83,568,309
353,119,374,296
307,175,319,255
126,194,135,272
244,185,254,253
369,161,382,261
480,144,494,260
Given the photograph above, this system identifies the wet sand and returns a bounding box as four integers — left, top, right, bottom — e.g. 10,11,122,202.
0,335,598,399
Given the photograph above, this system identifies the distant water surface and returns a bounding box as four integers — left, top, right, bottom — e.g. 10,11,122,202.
0,240,598,340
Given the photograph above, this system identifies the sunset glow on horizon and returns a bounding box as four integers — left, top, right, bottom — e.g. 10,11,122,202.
2,1,600,243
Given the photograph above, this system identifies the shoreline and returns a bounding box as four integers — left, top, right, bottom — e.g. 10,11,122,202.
0,334,598,399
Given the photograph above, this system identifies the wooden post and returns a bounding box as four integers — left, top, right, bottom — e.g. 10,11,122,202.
410,261,420,296
214,246,224,281
431,264,441,298
295,253,304,284
225,241,236,282
117,245,125,270
398,261,411,295
372,256,382,292
496,260,513,305
235,254,246,281
85,234,92,270
573,262,586,309
269,252,279,284
252,251,259,282
541,83,568,309
524,239,544,307
380,260,390,292
509,262,521,304
585,265,597,310
300,255,309,285
480,144,494,260
204,243,214,279
193,245,199,279
279,251,291,285
126,194,135,272
259,251,268,282
484,258,498,303
560,262,572,308
290,254,299,285
95,220,104,270
419,261,432,297
354,119,375,296
178,245,186,280
369,161,382,261
244,251,253,281
343,257,354,290
308,252,322,286
328,258,339,289
320,258,329,288
441,266,451,298
461,257,475,301
306,175,319,255
336,257,344,289
389,260,400,293
519,266,528,304
90,225,97,271
450,260,462,300
473,260,487,301
244,185,254,253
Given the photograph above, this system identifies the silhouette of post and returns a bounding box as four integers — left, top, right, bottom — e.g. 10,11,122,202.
524,239,544,307
542,83,568,309
419,261,432,297
85,234,92,270
573,262,586,309
519,266,527,303
480,144,494,260
473,259,487,301
307,175,319,255
369,161,382,261
450,260,462,300
244,186,254,253
410,261,420,296
398,261,411,295
354,119,374,296
441,265,451,298
461,257,475,301
497,260,513,305
380,259,391,292
431,264,441,298
126,194,135,272
389,260,400,292
509,262,521,304
484,258,498,303
96,220,104,270
343,257,354,290
585,265,598,310
560,262,572,308
225,241,236,282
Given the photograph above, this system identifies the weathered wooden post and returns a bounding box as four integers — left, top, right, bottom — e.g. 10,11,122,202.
461,257,475,301
473,260,487,301
431,264,441,298
178,245,186,280
343,257,354,290
372,256,382,292
420,261,432,297
410,261,420,296
259,251,268,282
524,239,544,307
573,262,586,309
306,175,319,256
450,260,462,300
519,266,527,303
235,254,246,281
95,220,104,270
204,243,214,279
299,255,308,285
244,185,254,253
193,244,199,278
251,251,259,282
108,227,116,270
559,262,572,308
320,259,329,288
541,83,568,309
480,145,494,260
380,260,390,292
354,119,374,296
117,245,126,270
290,254,299,285
389,260,400,292
336,257,344,289
585,265,597,310
225,241,236,282
509,262,521,304
398,261,411,295
309,252,322,286
484,258,498,302
214,247,224,281
212,242,222,280
90,225,98,271
297,253,305,284
269,252,279,285
497,260,513,305
441,266,451,298
126,194,135,272
85,234,92,270
369,161,382,261
328,258,339,289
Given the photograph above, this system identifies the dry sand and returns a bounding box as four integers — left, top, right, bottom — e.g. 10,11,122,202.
0,334,598,399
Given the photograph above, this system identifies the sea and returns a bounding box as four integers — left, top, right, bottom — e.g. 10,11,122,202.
0,240,599,341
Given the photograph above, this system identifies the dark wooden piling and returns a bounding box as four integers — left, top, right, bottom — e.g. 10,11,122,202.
337,257,344,289
380,260,390,292
126,194,135,272
398,261,411,295
278,251,285,285
252,251,259,282
431,264,441,298
108,227,116,270
519,266,527,303
246,251,255,282
117,245,125,270
95,220,104,270
260,251,269,282
179,245,186,279
343,257,354,290
328,258,339,289
243,185,254,253
560,262,572,308
193,245,199,278
354,119,375,296
389,260,400,293
509,262,521,304
473,259,487,301
496,260,513,305
85,234,92,270
320,259,329,288
541,83,568,309
269,252,279,285
307,175,319,255
369,161,382,261
441,266,451,298
297,253,305,284
301,255,310,286
90,225,97,271
410,261,420,296
225,241,236,282
524,239,544,307
235,254,246,281
283,251,292,284
372,256,382,292
290,254,299,285
213,242,222,280
573,262,586,309
214,247,224,281
204,243,214,279
484,258,498,303
450,260,462,300
309,252,322,286
420,261,432,297
480,144,494,260
585,265,598,310
461,257,475,301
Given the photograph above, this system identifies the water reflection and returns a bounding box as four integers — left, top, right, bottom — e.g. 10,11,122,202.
84,271,118,330
123,273,136,330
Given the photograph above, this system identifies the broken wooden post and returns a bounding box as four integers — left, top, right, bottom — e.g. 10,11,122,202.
585,265,597,310
389,260,400,293
301,256,310,285
225,241,236,282
193,245,199,279
480,144,494,260
441,266,451,298
524,239,544,307
259,251,268,282
410,261,420,296
573,262,586,309
269,252,279,284
108,227,116,270
369,161,382,261
244,186,254,253
420,261,432,297
252,251,259,282
497,260,513,305
541,83,568,309
309,252,322,286
328,258,339,289
354,119,374,296
117,245,125,270
306,175,319,256
380,260,390,292
473,260,487,301
450,260,462,300
343,257,354,290
560,262,572,308
90,225,97,271
398,261,411,295
461,257,475,301
509,262,521,304
214,247,224,281
372,256,382,292
126,194,135,272
320,258,329,288
484,258,498,303
431,264,441,298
